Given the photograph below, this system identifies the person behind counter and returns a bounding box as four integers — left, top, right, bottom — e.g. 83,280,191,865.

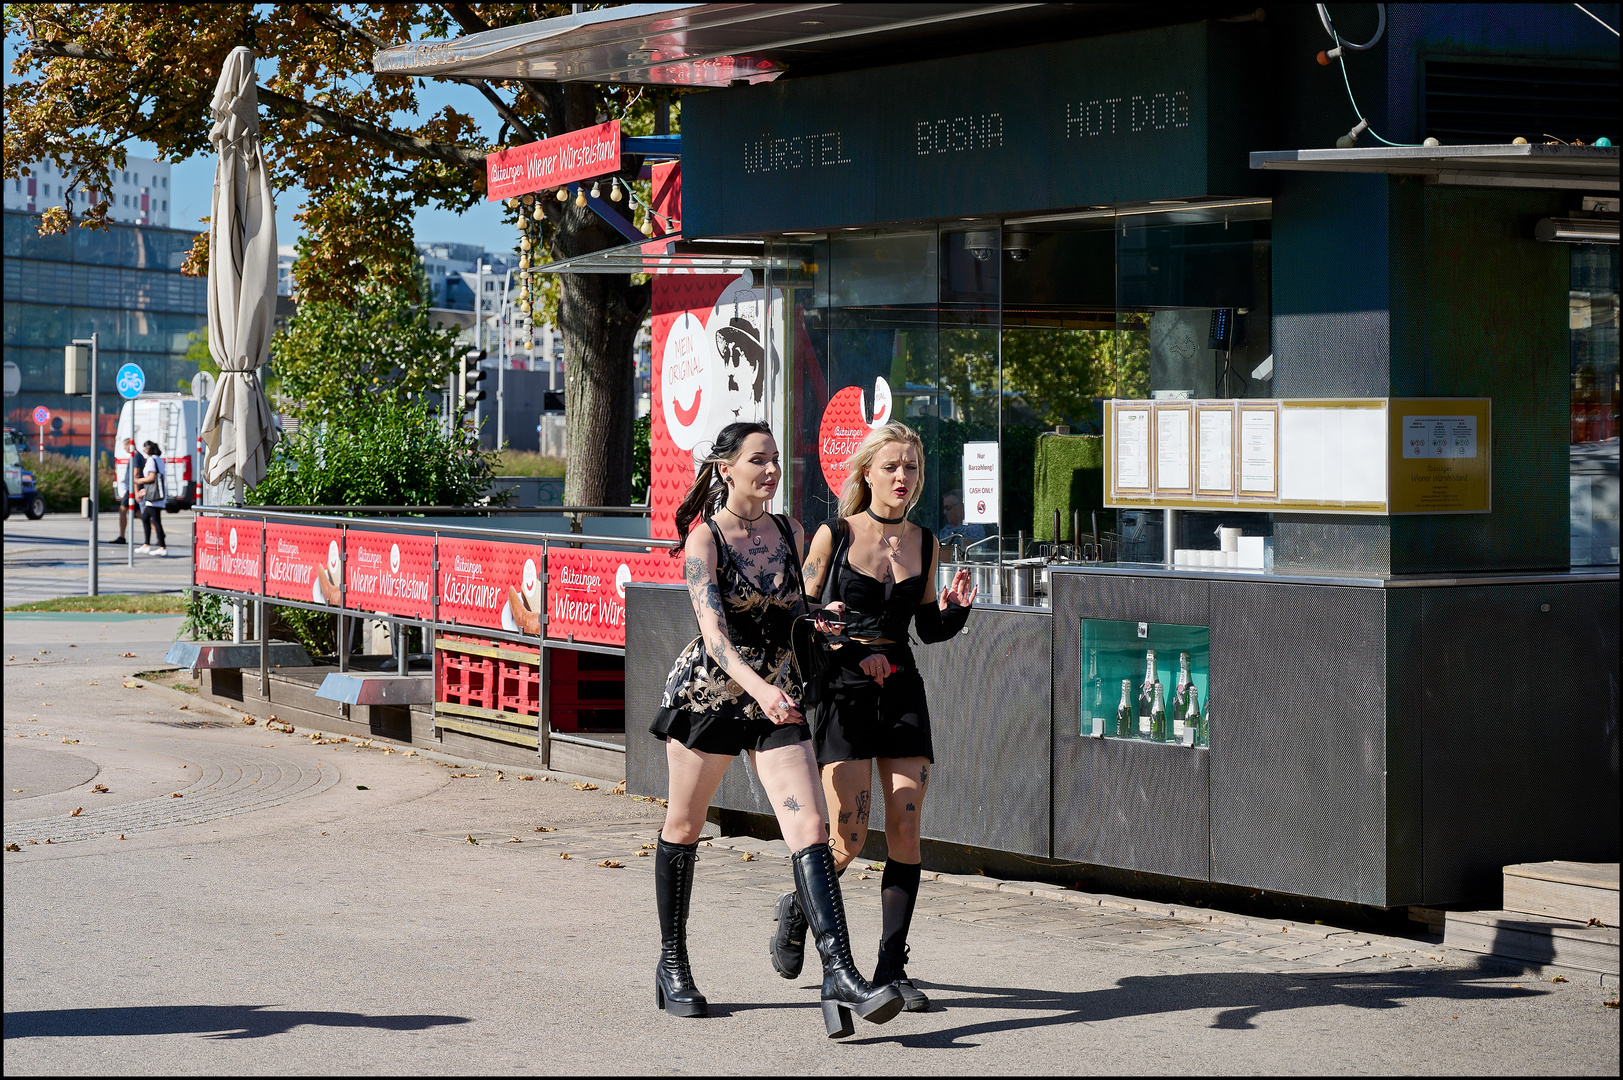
649,420,903,1038
768,421,976,1012
938,488,989,548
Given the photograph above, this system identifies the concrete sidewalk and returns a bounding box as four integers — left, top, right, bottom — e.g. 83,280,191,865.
3,613,1618,1074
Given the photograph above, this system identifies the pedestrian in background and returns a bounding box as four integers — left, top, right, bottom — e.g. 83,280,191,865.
112,437,145,545
134,439,167,556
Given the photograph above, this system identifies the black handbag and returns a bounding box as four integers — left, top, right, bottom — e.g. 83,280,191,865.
785,519,850,709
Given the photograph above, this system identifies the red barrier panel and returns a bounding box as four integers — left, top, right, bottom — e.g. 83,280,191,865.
343,531,434,617
546,548,682,647
264,523,343,605
439,536,543,634
194,516,263,593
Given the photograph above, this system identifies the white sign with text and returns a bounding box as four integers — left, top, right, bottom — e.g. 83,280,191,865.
963,442,1000,524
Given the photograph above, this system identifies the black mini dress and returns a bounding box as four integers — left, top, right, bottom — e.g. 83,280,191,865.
650,515,812,757
811,520,970,767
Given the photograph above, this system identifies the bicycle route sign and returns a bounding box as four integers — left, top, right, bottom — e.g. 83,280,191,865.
116,363,145,399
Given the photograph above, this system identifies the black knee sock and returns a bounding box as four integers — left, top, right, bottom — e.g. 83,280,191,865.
879,858,922,954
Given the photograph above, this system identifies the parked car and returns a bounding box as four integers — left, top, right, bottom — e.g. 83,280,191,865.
3,428,46,520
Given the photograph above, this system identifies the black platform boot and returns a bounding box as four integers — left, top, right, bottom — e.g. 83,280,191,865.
654,836,707,1018
768,890,809,978
792,842,904,1038
873,858,929,1011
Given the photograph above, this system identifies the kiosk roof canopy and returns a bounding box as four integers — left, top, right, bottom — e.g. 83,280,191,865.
1250,143,1619,192
534,234,813,275
372,2,1232,86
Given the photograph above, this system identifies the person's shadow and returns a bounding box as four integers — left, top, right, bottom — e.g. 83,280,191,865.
3,1004,471,1041
841,964,1546,1049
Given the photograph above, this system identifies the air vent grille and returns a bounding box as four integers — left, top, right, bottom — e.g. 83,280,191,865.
1425,60,1619,144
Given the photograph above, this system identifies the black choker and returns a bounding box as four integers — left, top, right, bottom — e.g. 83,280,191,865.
866,507,907,526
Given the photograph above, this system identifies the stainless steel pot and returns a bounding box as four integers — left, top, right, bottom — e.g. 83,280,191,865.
1001,558,1045,606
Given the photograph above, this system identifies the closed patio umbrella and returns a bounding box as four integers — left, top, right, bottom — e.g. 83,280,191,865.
200,45,278,497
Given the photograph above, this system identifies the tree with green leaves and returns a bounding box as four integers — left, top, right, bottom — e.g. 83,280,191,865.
3,3,668,506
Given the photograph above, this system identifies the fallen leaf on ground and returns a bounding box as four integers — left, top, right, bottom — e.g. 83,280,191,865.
495,773,507,781
1603,999,1619,1009
572,782,598,791
119,653,136,658
61,738,78,744
557,852,571,859
856,873,869,880
69,807,83,817
356,785,369,791
636,850,648,857
599,860,623,868
4,843,19,852
27,839,38,845
118,834,125,840
122,682,142,688
465,835,479,845
402,749,417,757
92,784,108,793
170,793,183,799
518,775,534,781
533,826,556,832
239,717,256,725
9,788,19,793
1551,975,1568,983
506,837,523,844
1587,918,1608,928
739,852,755,861
175,705,189,710
612,781,627,795
867,863,884,870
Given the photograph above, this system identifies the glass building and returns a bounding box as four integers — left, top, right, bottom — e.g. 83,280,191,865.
3,209,207,456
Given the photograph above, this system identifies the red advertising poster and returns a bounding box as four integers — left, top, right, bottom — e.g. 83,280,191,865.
438,536,546,635
264,523,343,605
193,516,263,593
546,548,683,646
343,531,434,618
650,272,778,539
485,120,619,202
817,379,893,495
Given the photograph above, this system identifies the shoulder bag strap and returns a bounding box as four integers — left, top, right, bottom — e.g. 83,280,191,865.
822,519,851,605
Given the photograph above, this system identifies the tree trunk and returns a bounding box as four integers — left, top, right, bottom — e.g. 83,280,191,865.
558,268,649,507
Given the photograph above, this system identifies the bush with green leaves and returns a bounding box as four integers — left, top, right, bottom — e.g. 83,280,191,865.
30,452,115,514
248,394,505,509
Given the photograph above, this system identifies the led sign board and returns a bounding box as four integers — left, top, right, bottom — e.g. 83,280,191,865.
683,22,1267,236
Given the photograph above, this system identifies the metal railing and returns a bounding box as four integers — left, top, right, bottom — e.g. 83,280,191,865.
189,507,678,768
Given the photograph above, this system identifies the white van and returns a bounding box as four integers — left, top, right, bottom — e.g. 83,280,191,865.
115,395,202,510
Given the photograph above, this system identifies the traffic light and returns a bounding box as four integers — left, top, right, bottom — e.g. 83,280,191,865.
459,348,487,421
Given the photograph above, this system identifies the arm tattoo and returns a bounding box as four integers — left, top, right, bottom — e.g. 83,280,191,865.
705,633,732,671
782,795,802,813
682,555,707,588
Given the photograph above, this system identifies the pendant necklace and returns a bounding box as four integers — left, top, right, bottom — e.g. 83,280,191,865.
728,505,767,544
866,506,905,569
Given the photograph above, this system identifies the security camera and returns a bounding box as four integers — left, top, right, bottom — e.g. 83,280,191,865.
964,229,998,262
1004,230,1032,261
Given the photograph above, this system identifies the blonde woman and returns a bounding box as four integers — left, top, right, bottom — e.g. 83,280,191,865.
767,421,976,1012
649,421,903,1038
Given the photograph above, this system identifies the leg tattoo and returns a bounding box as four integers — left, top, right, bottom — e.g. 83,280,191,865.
837,811,852,824
782,795,802,813
855,790,871,826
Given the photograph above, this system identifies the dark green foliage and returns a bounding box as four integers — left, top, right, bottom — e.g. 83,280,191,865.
631,413,652,504
180,589,232,642
30,452,115,513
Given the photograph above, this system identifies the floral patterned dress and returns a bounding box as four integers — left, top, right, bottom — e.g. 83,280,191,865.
649,516,811,756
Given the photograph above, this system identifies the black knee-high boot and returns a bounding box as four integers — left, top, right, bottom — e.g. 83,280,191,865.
792,842,904,1038
654,836,707,1018
770,864,843,979
872,858,929,1011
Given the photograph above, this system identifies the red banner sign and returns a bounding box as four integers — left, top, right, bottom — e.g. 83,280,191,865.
264,523,343,605
343,531,434,618
438,536,545,635
485,120,620,202
194,516,263,593
545,549,682,646
818,379,892,495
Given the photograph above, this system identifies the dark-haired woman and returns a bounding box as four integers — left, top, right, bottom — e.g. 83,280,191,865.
649,421,903,1038
767,421,975,1013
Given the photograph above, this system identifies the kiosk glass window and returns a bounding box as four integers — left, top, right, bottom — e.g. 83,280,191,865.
1570,243,1619,567
1080,618,1210,747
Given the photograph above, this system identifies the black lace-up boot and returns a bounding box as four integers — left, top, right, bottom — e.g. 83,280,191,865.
768,890,809,978
654,836,707,1018
791,842,904,1037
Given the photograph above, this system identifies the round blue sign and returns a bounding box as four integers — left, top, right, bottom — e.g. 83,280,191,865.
116,363,145,399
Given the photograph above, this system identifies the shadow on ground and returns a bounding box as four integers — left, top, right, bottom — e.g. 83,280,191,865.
842,964,1547,1048
2,1004,472,1041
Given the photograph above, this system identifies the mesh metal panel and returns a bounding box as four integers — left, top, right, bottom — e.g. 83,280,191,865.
1209,581,1391,904
1384,589,1425,905
1420,582,1621,904
914,607,1052,858
1272,514,1392,575
624,583,693,800
1053,737,1210,878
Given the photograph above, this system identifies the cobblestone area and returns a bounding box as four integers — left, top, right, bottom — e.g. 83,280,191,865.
3,744,339,846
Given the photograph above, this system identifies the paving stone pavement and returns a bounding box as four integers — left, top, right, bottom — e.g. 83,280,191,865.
4,612,1619,1075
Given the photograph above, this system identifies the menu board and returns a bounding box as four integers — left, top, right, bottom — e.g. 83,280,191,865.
1154,406,1192,494
1114,408,1151,490
1104,398,1490,516
1238,406,1278,497
1196,406,1234,495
